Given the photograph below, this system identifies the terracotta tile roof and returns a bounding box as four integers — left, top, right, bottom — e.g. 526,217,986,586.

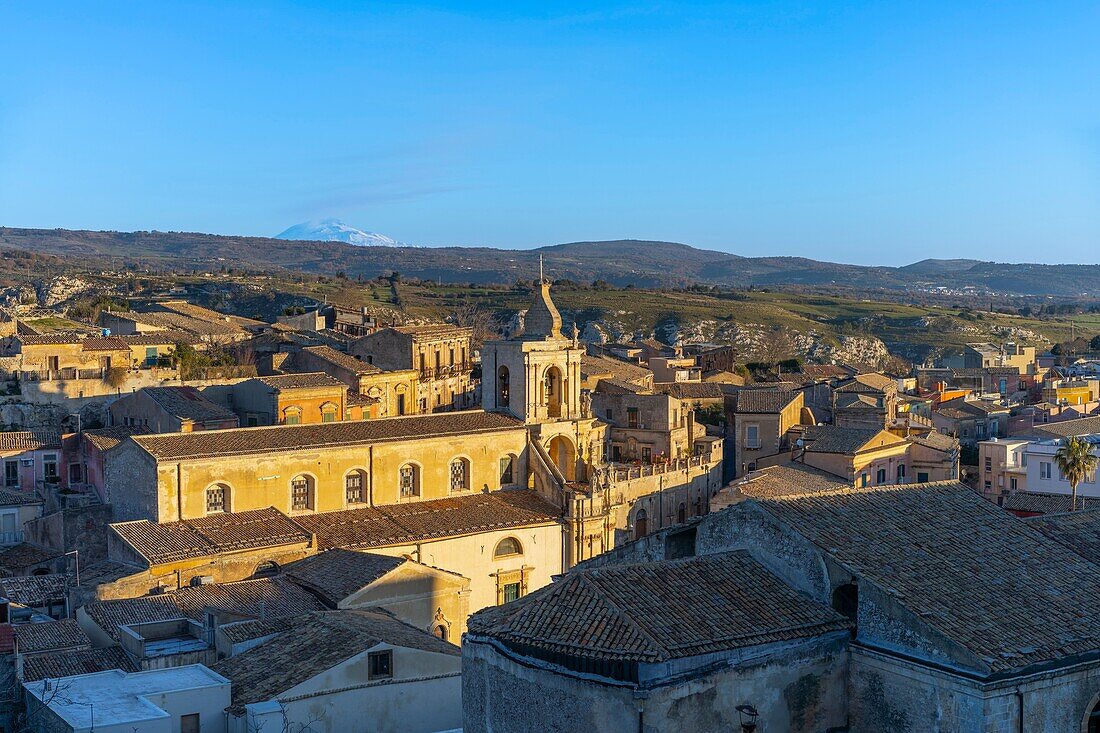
835,392,882,410
907,431,959,452
22,646,137,682
0,543,59,569
593,378,650,395
1031,416,1100,440
81,595,182,642
656,382,725,400
80,337,131,351
253,372,348,391
580,355,653,385
301,345,380,374
110,507,312,565
468,551,848,671
170,577,325,621
935,397,1009,420
14,619,90,654
72,560,141,590
82,578,322,643
294,490,561,550
116,331,200,345
1027,509,1100,562
732,463,851,499
802,426,900,455
82,425,153,452
131,410,524,461
121,309,247,336
0,430,60,453
282,549,406,606
835,372,896,393
15,333,87,345
0,489,44,507
0,574,68,607
1003,492,1100,515
755,482,1100,674
213,609,459,712
728,388,799,414
346,391,379,406
143,386,238,423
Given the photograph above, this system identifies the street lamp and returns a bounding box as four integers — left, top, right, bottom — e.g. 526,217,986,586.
736,704,759,733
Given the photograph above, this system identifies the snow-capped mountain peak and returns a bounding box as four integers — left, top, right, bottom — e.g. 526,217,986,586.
275,219,401,247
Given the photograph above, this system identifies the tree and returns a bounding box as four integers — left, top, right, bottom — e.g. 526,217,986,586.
1090,334,1100,351
1054,437,1099,511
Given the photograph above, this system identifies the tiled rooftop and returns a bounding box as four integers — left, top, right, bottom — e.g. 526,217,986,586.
802,426,899,455
728,388,799,414
580,355,653,385
282,549,406,605
732,463,851,499
111,507,312,565
835,372,896,393
0,542,58,569
0,574,68,607
1027,509,1100,563
0,430,60,453
294,490,561,550
389,323,472,341
755,481,1100,674
301,345,381,374
170,577,325,620
1032,416,1100,440
1003,492,1100,515
0,489,44,507
254,372,348,391
143,386,238,423
14,619,90,654
22,646,137,682
469,551,848,670
131,410,524,460
82,425,153,452
214,609,459,712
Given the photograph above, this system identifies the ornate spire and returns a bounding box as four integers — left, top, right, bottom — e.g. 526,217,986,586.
525,258,563,339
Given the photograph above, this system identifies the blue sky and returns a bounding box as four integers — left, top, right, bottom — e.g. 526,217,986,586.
2,2,1098,265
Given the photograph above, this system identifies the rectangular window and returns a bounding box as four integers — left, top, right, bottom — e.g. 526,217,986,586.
43,454,58,482
503,582,521,603
449,348,455,366
400,466,418,497
68,463,84,484
368,650,393,680
500,456,514,485
1010,477,1018,491
321,410,336,423
1040,462,1052,480
745,424,760,449
285,413,301,426
627,408,639,428
1021,454,1028,467
917,472,929,483
450,460,468,492
397,394,406,415
641,447,652,462
346,474,364,504
206,486,226,513
292,478,312,510
5,461,18,487
984,457,992,471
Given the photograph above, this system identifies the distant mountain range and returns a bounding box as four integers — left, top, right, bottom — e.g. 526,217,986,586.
275,219,402,247
1,226,1098,297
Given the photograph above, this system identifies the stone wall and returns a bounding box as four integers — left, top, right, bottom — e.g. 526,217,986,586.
462,632,850,733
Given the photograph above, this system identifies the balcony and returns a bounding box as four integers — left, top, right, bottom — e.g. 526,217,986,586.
0,531,25,546
419,362,472,381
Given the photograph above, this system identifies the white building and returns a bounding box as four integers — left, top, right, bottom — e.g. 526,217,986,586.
23,665,230,733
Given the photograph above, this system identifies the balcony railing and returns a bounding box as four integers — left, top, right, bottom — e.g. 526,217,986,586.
419,362,472,380
610,455,710,482
0,531,24,546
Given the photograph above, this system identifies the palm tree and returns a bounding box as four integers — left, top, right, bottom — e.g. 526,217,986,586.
1054,437,1099,511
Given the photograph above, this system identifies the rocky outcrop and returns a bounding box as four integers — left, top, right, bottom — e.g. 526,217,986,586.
37,276,98,307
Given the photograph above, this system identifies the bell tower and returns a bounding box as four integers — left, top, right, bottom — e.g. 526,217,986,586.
482,265,582,424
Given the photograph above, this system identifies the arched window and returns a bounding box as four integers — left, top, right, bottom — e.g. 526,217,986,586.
875,468,886,485
499,454,516,485
346,471,366,505
677,502,686,524
494,537,523,558
897,464,906,482
497,366,510,407
291,475,314,511
634,509,648,541
434,624,449,641
320,402,338,423
283,406,302,426
206,484,230,514
399,464,420,498
450,458,470,492
1087,695,1100,733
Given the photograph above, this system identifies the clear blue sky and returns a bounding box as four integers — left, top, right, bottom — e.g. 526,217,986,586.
2,2,1099,265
